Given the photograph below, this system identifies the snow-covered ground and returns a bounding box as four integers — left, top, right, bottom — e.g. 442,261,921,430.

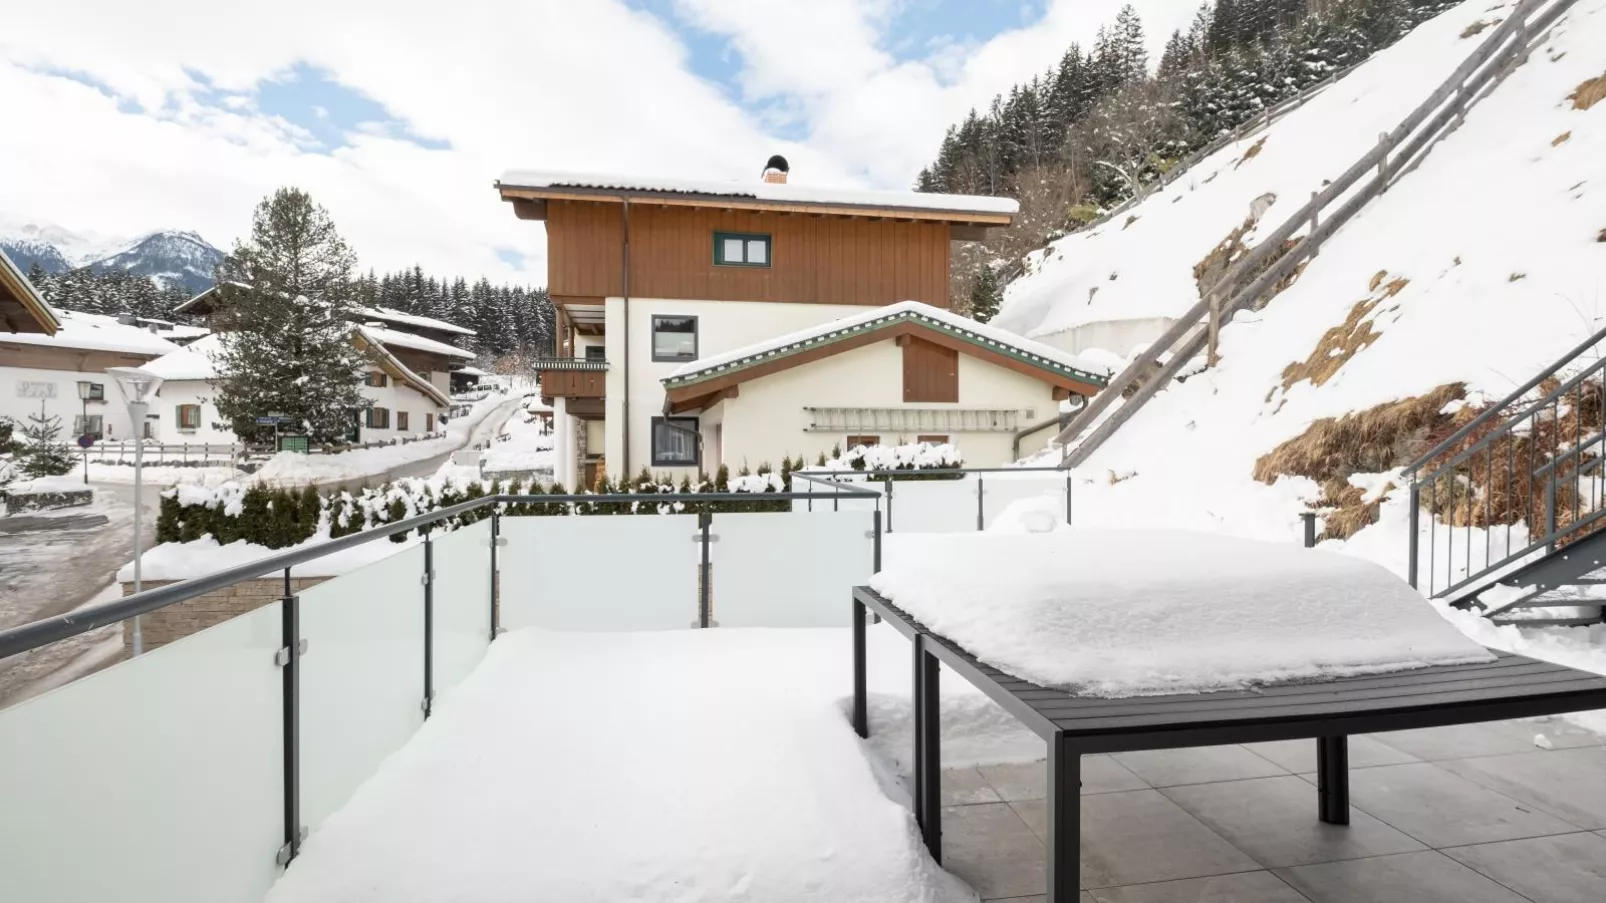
986,0,1606,719
266,625,1014,903
480,396,553,476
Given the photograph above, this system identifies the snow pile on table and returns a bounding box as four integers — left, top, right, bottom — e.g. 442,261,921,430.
872,530,1495,696
265,627,982,903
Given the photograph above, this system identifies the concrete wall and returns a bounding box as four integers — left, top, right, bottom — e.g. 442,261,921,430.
120,576,328,655
358,373,446,442
708,340,1060,469
1,366,141,439
1037,317,1176,358
602,297,869,478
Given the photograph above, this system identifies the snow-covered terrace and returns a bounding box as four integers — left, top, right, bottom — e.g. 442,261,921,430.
1,473,1603,903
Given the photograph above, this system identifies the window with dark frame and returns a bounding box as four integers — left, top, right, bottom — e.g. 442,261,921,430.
366,407,390,429
397,411,410,431
845,435,881,449
916,434,949,445
176,405,202,430
652,315,698,362
584,345,606,362
426,412,436,432
73,415,104,440
713,231,771,267
85,383,105,401
652,416,700,466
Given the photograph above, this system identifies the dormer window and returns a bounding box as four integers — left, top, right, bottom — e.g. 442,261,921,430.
714,232,771,268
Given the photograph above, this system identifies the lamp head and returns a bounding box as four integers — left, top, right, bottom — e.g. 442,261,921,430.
105,367,164,406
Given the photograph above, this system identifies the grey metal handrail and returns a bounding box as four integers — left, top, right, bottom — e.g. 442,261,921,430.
0,487,882,661
1053,0,1562,468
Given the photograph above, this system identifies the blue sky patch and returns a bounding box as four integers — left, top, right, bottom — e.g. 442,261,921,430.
495,247,529,269
252,63,450,153
29,65,144,115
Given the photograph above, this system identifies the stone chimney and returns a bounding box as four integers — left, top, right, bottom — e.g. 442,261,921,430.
762,153,790,185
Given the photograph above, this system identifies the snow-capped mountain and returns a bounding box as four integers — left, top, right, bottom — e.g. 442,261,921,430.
0,219,224,294
84,230,225,294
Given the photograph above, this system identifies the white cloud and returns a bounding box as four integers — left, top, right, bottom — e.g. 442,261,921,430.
0,0,1203,285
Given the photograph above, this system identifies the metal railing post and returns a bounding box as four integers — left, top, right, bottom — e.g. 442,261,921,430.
422,528,434,719
1408,482,1421,589
276,566,304,867
873,508,883,574
976,476,986,531
1301,512,1318,549
489,509,501,641
697,510,713,628
884,479,895,533
1065,473,1073,525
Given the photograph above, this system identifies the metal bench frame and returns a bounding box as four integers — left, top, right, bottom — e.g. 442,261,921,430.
850,586,1606,903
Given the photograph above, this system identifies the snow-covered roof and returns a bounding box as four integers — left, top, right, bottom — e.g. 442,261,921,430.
0,246,61,334
455,365,488,377
359,323,477,360
499,169,1018,219
662,301,1111,389
1,308,179,357
172,281,250,315
141,332,221,381
354,326,452,407
358,306,477,337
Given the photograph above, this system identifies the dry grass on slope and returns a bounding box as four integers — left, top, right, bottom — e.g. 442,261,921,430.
1570,72,1606,111
1278,274,1409,394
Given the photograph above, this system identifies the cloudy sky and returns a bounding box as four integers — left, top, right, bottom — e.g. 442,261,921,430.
0,0,1198,285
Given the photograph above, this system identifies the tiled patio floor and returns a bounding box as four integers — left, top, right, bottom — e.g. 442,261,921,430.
937,717,1606,902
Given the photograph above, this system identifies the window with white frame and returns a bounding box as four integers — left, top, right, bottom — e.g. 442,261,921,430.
651,416,699,466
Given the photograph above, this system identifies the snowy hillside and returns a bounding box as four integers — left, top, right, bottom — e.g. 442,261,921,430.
0,218,223,293
1004,0,1606,570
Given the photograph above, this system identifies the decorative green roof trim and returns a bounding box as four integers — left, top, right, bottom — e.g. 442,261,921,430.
661,311,1109,390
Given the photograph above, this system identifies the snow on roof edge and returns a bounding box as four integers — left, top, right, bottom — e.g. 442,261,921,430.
499,169,1019,217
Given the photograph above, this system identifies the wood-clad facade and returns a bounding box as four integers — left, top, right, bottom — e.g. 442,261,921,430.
900,336,959,403
546,201,952,309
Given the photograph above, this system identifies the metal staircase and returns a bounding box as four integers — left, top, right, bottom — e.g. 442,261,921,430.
1052,0,1574,469
1406,324,1606,627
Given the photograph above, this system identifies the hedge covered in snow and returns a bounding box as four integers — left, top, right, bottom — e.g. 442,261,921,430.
806,441,965,480
156,463,798,551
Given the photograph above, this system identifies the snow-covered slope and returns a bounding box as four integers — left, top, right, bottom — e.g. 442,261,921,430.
993,1,1553,346
1003,0,1606,564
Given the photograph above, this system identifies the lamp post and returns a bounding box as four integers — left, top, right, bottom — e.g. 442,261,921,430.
107,367,164,656
76,380,94,484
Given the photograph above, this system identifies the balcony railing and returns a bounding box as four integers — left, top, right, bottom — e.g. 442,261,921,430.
533,358,609,371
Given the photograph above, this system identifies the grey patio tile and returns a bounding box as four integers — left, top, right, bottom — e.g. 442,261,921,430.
1438,747,1606,830
1245,736,1418,774
1089,870,1309,903
1341,762,1580,847
978,756,1148,801
1112,745,1288,788
945,765,1004,806
978,896,1078,903
1275,850,1528,903
1161,775,1425,868
1370,718,1600,761
1012,789,1260,889
1443,832,1606,903
940,801,1046,900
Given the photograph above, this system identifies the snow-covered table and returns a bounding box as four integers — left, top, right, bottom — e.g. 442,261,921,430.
851,561,1606,903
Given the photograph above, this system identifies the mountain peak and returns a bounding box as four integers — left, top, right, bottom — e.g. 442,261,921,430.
0,219,225,293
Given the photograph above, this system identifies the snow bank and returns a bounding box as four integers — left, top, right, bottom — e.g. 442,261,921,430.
265,626,980,903
116,530,418,583
255,394,508,485
6,474,91,494
872,530,1495,696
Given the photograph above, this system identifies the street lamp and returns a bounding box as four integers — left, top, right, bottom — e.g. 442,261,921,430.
76,380,94,484
107,366,164,657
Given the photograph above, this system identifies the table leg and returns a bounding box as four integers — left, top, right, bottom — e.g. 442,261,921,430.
912,634,942,862
1318,736,1350,825
1046,731,1081,903
852,597,868,738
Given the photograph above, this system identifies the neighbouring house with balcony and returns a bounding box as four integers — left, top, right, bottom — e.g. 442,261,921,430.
164,284,476,443
496,157,1108,489
1,249,181,440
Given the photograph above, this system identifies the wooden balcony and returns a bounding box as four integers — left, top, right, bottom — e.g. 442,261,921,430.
536,359,607,400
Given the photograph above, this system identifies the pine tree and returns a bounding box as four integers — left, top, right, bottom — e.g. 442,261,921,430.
212,188,369,445
17,401,76,477
969,263,1003,323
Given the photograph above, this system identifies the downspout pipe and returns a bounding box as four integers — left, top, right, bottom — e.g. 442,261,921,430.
621,197,631,479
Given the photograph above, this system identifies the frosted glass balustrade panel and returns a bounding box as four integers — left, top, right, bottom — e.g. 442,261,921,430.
887,477,977,533
0,605,284,903
430,519,493,698
980,476,1070,529
712,510,875,627
500,514,701,630
299,545,427,832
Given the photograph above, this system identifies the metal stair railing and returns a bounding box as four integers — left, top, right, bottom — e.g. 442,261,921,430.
1052,0,1570,470
1405,321,1606,606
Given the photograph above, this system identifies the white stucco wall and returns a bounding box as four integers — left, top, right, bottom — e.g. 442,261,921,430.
1,366,140,440
357,375,446,443
148,379,234,444
602,297,870,477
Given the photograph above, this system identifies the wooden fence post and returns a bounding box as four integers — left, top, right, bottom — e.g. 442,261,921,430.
1309,191,1321,257
1207,291,1222,368
1376,132,1390,189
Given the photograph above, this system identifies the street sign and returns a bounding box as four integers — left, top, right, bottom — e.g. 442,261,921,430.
77,434,94,449
255,417,278,425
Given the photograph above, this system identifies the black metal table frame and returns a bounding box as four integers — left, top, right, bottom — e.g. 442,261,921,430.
850,586,1606,903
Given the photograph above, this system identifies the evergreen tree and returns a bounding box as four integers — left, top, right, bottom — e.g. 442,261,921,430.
969,263,1002,323
212,187,370,445
18,402,77,477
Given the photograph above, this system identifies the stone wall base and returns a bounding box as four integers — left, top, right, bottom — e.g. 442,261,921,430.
121,576,330,656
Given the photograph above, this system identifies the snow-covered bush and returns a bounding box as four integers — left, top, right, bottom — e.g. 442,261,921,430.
811,441,964,480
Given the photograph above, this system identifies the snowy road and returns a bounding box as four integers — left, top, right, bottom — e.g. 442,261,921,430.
316,396,523,493
0,482,160,706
